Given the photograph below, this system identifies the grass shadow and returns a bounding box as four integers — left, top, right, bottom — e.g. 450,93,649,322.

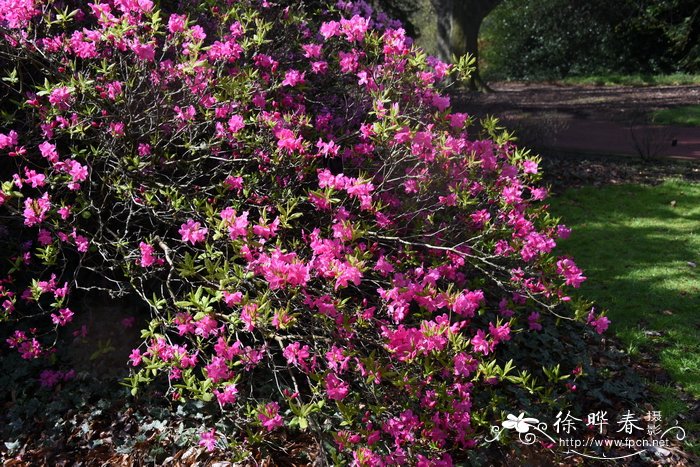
549,180,700,397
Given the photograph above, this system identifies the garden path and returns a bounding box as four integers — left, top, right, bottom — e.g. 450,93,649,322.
456,83,700,160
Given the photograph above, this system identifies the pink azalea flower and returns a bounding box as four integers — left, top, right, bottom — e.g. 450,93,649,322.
502,185,522,205
448,112,468,128
220,208,249,239
68,160,88,183
340,15,370,42
275,128,304,153
488,322,511,344
282,69,306,87
453,352,478,376
106,81,123,100
0,130,18,149
319,20,340,40
39,369,63,388
253,217,280,240
431,94,450,111
168,13,187,33
258,402,283,431
23,193,51,227
452,290,484,317
138,143,151,156
72,232,89,252
18,338,42,359
470,209,490,227
339,50,360,73
325,372,350,400
556,225,571,239
24,169,45,188
523,160,539,174
325,346,351,373
587,309,610,334
224,175,244,192
50,308,74,326
531,187,549,200
240,303,258,331
109,122,125,137
69,31,98,59
214,384,238,405
311,60,328,74
258,248,310,289
139,242,157,267
334,261,362,290
178,219,208,244
302,43,322,58
528,312,543,331
131,41,155,61
593,317,610,334
283,341,311,367
198,428,217,451
222,291,243,307
556,258,586,288
174,105,196,122
38,141,59,163
190,25,206,42
374,256,394,275
174,312,194,336
129,348,142,366
48,86,72,110
205,356,232,383
227,114,245,133
471,329,492,355
54,282,69,299
37,229,52,245
194,315,219,338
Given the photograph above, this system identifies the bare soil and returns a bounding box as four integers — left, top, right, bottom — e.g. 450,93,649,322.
452,82,700,187
455,82,700,123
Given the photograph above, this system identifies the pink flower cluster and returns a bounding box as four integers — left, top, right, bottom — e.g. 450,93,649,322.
587,309,611,334
179,219,208,245
557,258,586,288
0,0,600,462
39,368,76,388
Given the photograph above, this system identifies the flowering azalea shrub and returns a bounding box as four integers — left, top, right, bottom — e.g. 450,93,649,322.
0,0,610,463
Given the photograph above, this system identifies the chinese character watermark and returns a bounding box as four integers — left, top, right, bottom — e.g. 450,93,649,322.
486,408,687,461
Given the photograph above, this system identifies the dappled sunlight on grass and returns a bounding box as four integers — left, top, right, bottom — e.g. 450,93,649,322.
653,105,700,127
550,180,700,397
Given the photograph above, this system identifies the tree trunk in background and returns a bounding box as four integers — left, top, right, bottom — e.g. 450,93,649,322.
432,0,501,90
432,0,453,64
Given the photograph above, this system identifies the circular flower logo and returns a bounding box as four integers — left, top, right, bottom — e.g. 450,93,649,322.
502,413,540,433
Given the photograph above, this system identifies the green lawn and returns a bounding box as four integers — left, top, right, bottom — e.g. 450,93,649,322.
558,73,700,87
653,105,700,127
549,180,700,399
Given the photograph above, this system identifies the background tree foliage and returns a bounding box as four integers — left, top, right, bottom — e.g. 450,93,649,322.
480,0,700,80
374,0,698,82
